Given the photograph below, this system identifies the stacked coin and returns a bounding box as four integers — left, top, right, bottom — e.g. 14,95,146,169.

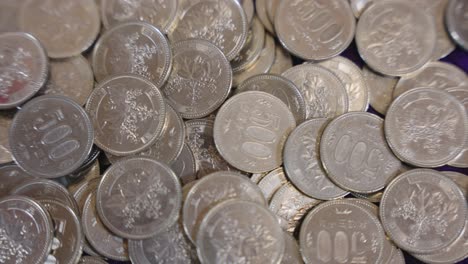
0,0,467,263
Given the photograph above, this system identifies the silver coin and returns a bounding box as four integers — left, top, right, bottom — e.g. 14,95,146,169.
78,256,108,264
214,91,296,173
266,0,280,28
275,0,355,61
86,75,166,156
385,88,468,167
443,171,468,198
240,0,254,25
97,157,181,239
318,56,369,112
82,192,129,261
71,178,100,215
447,87,468,168
232,17,265,73
351,191,383,203
0,0,23,33
39,199,83,264
350,0,375,18
67,161,100,194
256,0,275,34
237,74,307,124
0,164,34,197
321,112,402,193
43,55,94,106
446,0,468,51
362,66,398,115
19,0,100,58
0,32,47,109
250,172,267,184
356,1,436,76
282,231,304,264
283,64,349,119
183,171,266,244
0,195,54,264
258,167,289,201
196,199,285,264
171,143,197,186
0,112,13,164
300,200,385,264
284,118,349,200
380,169,467,254
170,0,248,61
388,248,405,264
163,39,232,119
269,44,293,75
92,22,172,88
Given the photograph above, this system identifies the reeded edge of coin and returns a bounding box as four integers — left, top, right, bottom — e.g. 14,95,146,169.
78,256,109,264
446,0,468,51
226,0,249,61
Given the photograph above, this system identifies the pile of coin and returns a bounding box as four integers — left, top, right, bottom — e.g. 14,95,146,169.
0,0,467,263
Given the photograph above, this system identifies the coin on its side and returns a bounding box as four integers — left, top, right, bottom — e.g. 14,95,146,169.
78,256,108,264
258,167,289,201
0,112,13,164
171,143,197,185
350,0,375,18
385,88,468,167
446,0,468,51
0,164,34,197
443,171,468,197
71,177,100,214
266,0,279,28
362,66,398,115
256,0,274,34
447,87,468,168
269,45,293,75
232,17,265,73
239,0,254,25
214,91,296,173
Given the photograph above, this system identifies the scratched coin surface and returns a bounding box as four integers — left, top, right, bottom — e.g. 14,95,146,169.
385,88,468,167
284,118,349,200
283,64,349,119
214,91,296,173
380,169,467,254
0,164,34,197
170,143,197,185
258,167,289,201
356,0,436,76
183,171,266,244
362,66,398,115
0,195,54,264
10,95,94,178
170,0,247,61
92,22,172,88
0,113,13,164
275,0,355,61
300,200,385,264
231,17,265,73
446,0,468,51
163,39,232,119
0,32,48,109
269,45,293,75
196,200,285,264
86,75,166,156
19,0,100,58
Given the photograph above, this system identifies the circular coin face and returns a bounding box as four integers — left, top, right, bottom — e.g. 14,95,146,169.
446,0,468,50
275,0,355,61
356,1,436,76
92,22,172,88
96,157,181,239
163,39,232,119
86,75,166,156
380,169,467,254
196,200,285,264
0,32,47,109
10,95,94,178
385,88,468,167
214,91,296,173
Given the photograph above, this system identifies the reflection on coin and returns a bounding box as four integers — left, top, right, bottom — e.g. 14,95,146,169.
447,87,468,168
284,118,349,200
256,0,274,34
283,64,349,119
214,91,296,173
269,45,293,75
300,200,385,264
443,171,468,197
71,177,100,214
282,231,303,264
0,195,54,264
250,172,267,184
258,167,288,201
362,66,398,115
171,143,197,185
446,0,468,51
356,1,435,76
275,0,355,61
385,88,468,167
19,0,100,58
86,75,166,156
92,22,172,87
380,169,467,254
0,112,13,164
0,32,48,109
352,191,384,203
196,200,285,264
0,164,34,197
78,256,108,264
67,161,101,194
164,39,232,119
183,171,265,244
232,17,265,73
350,0,375,18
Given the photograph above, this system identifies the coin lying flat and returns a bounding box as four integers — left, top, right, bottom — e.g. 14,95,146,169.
0,32,47,109
0,195,54,264
232,17,265,73
282,232,304,264
275,0,355,61
0,113,13,164
269,45,293,75
446,0,468,51
258,167,289,201
0,164,34,198
385,88,468,167
380,169,467,254
86,75,166,156
183,171,266,244
356,1,435,76
170,0,247,61
362,66,398,115
92,22,172,88
447,87,468,168
164,39,232,119
284,118,349,200
78,256,108,264
196,200,285,264
214,91,296,173
283,64,349,119
10,95,94,178
19,0,100,58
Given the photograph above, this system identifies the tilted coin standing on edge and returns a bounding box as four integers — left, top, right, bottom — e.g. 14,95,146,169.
275,0,355,61
214,91,296,173
238,0,254,25
350,0,375,18
269,44,293,75
170,143,197,186
0,32,48,109
86,75,166,156
447,87,468,168
92,21,172,88
0,112,14,164
282,231,304,264
78,256,109,264
361,66,398,115
231,17,265,73
258,167,289,202
446,0,468,51
385,88,468,168
443,171,468,198
256,0,275,34
10,95,94,178
356,1,436,76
